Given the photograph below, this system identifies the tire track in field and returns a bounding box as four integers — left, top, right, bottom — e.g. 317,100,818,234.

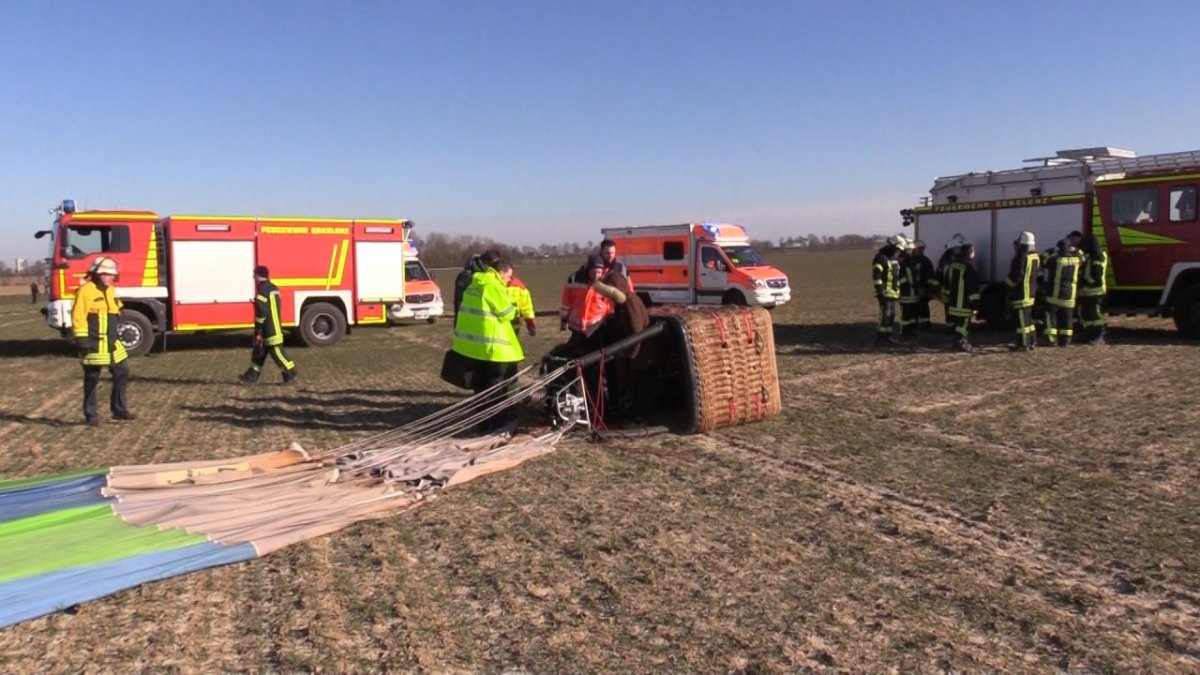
705,433,1200,665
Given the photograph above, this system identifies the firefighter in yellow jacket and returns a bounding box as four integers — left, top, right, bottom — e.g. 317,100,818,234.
240,266,298,385
71,257,134,426
452,259,524,430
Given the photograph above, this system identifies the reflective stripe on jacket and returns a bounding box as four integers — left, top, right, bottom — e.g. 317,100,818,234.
559,268,586,321
1006,251,1040,308
872,249,900,300
943,260,980,318
453,269,524,363
254,280,286,346
1044,253,1081,308
71,280,128,366
1079,250,1108,297
899,258,921,303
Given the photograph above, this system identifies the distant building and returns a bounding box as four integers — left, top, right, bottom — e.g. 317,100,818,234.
15,258,27,273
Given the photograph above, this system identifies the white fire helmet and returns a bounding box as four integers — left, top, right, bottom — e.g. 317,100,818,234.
948,233,967,248
92,257,118,276
1017,231,1036,246
887,234,908,248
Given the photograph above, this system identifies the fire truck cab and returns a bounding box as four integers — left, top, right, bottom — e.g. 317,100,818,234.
38,199,423,355
599,223,790,308
904,148,1200,336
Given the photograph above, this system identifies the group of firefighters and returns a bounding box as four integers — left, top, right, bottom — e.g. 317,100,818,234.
873,229,1109,352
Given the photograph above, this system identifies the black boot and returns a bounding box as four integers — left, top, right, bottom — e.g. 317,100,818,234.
281,370,299,385
239,368,259,385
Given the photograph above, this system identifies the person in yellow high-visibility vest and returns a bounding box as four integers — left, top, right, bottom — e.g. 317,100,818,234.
71,257,134,426
452,259,524,430
506,273,537,337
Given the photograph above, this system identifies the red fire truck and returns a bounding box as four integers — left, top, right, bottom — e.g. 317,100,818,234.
902,148,1200,337
36,199,431,355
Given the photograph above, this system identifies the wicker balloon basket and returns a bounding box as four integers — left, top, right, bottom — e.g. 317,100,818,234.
646,305,781,433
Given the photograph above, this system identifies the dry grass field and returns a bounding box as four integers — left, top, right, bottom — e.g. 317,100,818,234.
1,249,1199,672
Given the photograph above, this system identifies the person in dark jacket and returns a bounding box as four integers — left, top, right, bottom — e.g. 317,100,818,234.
453,249,501,319
240,266,298,384
1042,239,1082,346
912,240,936,330
942,244,981,352
1077,235,1109,344
1006,231,1041,351
872,235,905,345
932,233,967,331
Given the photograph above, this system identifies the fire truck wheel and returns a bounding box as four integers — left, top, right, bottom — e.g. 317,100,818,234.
721,290,748,306
1172,285,1200,339
117,310,155,357
298,302,347,347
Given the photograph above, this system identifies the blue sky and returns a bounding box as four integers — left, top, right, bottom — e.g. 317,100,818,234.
2,0,1197,262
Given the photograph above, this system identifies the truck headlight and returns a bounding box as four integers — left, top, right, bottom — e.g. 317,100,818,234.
753,278,766,289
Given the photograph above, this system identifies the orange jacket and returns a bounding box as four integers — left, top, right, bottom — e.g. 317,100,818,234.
560,268,612,335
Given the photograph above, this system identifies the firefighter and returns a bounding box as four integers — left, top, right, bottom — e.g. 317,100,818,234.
872,234,905,344
453,250,501,319
240,266,298,385
932,233,967,330
1006,231,1041,351
910,240,935,330
942,244,981,352
71,257,134,426
560,255,615,353
506,272,537,337
1043,239,1082,346
30,281,38,305
452,258,523,430
898,239,921,338
1078,235,1108,344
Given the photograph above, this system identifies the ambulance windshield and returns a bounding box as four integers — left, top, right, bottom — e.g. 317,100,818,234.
405,260,432,281
719,244,766,267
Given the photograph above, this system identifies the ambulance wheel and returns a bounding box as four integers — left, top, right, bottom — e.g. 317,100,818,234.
722,290,747,306
426,316,438,325
1172,285,1200,339
117,310,155,357
298,302,346,347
